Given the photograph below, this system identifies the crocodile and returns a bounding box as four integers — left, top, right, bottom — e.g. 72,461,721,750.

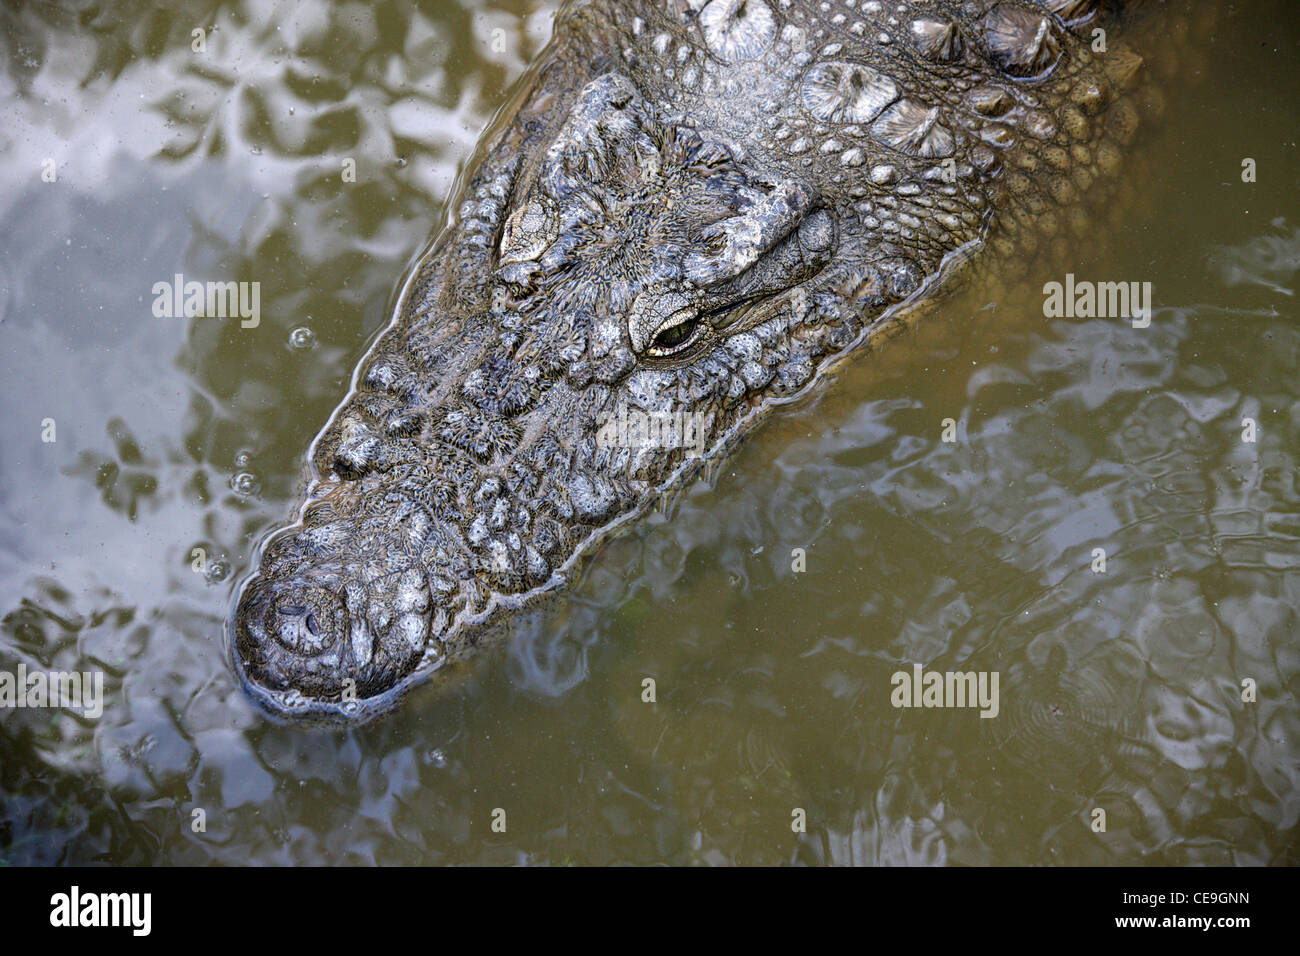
232,0,1166,720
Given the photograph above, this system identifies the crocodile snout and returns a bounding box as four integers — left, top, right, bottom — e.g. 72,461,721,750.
233,563,434,717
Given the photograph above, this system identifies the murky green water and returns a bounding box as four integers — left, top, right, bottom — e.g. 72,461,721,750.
1,0,1297,865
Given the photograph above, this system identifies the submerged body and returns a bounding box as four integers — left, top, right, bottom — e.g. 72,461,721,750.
233,0,1157,719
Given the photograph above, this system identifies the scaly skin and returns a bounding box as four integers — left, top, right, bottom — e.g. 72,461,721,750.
232,0,1155,720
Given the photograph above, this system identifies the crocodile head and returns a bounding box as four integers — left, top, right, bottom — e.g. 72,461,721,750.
234,72,880,717
233,0,1131,718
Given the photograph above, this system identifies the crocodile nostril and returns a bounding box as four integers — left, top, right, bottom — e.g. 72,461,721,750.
239,578,347,659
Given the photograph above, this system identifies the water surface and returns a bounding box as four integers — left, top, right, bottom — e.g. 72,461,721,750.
1,0,1297,865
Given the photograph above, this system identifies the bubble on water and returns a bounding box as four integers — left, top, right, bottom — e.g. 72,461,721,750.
230,471,261,497
425,748,448,769
394,156,408,168
205,559,230,583
234,450,253,469
288,326,317,350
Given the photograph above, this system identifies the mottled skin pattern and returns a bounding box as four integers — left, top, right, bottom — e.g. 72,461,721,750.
232,0,1155,719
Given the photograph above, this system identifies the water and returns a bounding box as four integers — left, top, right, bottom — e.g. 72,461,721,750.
1,0,1297,865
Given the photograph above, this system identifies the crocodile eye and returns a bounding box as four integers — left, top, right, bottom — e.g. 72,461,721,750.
647,310,702,357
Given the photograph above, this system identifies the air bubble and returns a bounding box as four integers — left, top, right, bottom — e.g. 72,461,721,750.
230,471,261,498
289,326,317,350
